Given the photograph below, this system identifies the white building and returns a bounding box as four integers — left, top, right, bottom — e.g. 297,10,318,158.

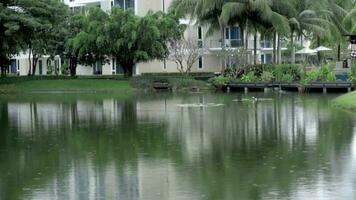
8,0,307,76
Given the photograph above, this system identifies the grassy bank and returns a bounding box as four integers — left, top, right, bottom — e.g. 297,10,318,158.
0,79,133,94
333,91,356,110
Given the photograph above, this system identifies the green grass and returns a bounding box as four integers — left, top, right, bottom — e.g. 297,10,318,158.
0,79,133,94
333,91,356,110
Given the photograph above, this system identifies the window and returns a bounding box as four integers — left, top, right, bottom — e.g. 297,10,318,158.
260,36,272,48
198,56,203,69
198,26,203,48
265,54,272,63
114,0,135,10
225,27,241,47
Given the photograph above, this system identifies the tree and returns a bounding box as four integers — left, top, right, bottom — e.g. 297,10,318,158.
169,37,204,75
0,0,25,76
68,7,109,76
64,14,86,77
107,8,179,77
221,0,290,64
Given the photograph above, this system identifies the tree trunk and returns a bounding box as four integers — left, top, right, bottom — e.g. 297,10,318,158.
277,34,281,64
337,43,341,61
123,61,134,78
240,27,245,47
70,57,77,77
253,32,257,65
31,56,38,76
317,36,321,64
219,22,226,72
0,58,6,77
0,66,5,77
291,31,295,64
273,32,277,64
245,27,249,66
28,46,32,76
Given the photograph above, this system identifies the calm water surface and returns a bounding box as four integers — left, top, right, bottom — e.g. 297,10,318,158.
0,93,355,200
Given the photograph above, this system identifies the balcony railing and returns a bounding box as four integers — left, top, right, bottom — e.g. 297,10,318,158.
208,39,242,49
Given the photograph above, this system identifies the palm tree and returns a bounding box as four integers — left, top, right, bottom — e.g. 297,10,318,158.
221,0,290,64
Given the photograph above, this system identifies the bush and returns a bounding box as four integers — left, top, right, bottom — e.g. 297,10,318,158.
306,69,319,83
318,64,334,82
273,64,302,82
224,68,243,78
208,76,233,88
47,65,54,75
326,72,336,82
260,71,274,82
241,71,258,82
61,63,69,75
349,63,356,83
280,74,294,82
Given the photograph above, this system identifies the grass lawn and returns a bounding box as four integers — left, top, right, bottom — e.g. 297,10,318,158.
333,91,356,110
0,79,133,93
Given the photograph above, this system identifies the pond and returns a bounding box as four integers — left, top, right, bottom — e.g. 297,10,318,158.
0,92,355,200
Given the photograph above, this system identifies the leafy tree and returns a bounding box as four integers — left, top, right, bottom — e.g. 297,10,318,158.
107,8,180,77
64,14,86,77
0,0,25,76
66,8,109,77
17,0,70,75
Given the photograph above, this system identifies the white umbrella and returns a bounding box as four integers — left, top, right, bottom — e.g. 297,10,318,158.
314,46,332,52
296,47,317,54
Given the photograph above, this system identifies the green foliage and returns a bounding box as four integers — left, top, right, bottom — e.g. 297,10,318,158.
47,65,54,75
280,74,294,82
61,63,69,76
273,64,302,82
326,71,336,82
306,69,319,83
348,63,356,83
241,72,258,83
208,76,232,88
260,71,275,82
318,64,335,81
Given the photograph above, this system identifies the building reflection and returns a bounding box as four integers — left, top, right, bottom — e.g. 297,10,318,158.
0,94,355,200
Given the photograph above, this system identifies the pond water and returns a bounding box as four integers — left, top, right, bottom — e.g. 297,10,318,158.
0,93,355,200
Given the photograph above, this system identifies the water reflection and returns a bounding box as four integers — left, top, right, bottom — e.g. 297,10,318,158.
0,93,355,200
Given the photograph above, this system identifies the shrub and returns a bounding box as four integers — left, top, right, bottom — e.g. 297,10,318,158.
274,64,302,81
260,71,274,82
61,63,69,75
208,76,232,88
280,74,294,82
326,72,336,82
47,65,54,75
224,68,243,78
318,64,334,81
241,71,258,82
348,63,356,83
306,69,319,83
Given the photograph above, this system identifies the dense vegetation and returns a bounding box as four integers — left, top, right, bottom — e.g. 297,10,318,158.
171,0,356,65
0,0,182,77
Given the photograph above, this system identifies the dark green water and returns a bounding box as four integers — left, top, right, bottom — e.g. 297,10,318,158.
0,93,355,200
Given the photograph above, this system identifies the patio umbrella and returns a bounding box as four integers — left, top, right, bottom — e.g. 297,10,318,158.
314,46,332,52
296,47,317,54
296,47,317,67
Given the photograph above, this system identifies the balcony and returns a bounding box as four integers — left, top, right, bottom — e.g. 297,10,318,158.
207,39,242,51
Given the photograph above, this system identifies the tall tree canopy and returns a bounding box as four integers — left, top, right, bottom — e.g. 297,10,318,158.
68,7,182,77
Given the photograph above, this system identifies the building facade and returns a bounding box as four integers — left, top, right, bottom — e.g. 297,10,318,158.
9,0,304,76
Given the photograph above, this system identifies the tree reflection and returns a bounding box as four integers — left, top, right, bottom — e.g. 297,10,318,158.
0,93,355,200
